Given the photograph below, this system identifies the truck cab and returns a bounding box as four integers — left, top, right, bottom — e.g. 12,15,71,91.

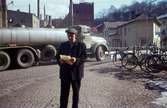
72,25,109,61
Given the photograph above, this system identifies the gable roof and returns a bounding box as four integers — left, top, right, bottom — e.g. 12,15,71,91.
118,14,161,27
95,14,161,31
95,21,127,30
103,21,127,29
158,13,167,19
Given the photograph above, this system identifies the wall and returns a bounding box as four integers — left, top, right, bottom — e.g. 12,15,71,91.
159,18,167,48
32,15,40,28
119,20,154,47
8,10,39,28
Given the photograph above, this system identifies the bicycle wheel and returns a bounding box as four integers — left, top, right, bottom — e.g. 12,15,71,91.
122,53,138,70
146,55,163,72
112,53,123,68
139,54,149,71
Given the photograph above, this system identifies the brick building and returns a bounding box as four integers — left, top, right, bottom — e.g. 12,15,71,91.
73,2,94,26
56,1,94,28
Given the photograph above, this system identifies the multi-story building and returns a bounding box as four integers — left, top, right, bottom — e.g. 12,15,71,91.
7,10,40,28
73,2,94,26
118,14,160,48
96,21,127,47
97,14,161,48
61,1,94,27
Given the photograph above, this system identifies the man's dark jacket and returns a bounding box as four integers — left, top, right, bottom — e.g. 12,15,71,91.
56,41,87,80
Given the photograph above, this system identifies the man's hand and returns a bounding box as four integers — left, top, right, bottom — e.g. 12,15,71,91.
59,55,76,65
65,57,76,65
59,59,65,64
71,57,76,63
65,60,73,65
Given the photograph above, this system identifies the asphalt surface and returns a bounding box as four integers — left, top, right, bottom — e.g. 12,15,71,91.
0,58,165,108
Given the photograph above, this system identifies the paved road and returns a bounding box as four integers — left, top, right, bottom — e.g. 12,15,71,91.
0,59,164,108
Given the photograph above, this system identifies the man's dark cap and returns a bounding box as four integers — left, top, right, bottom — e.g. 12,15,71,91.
65,28,78,34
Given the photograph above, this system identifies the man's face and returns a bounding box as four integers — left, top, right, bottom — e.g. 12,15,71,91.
67,32,77,43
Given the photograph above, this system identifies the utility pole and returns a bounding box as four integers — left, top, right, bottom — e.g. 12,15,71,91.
69,0,73,26
1,0,7,27
44,5,45,20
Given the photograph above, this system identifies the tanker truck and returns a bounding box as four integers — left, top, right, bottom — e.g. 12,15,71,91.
0,25,108,71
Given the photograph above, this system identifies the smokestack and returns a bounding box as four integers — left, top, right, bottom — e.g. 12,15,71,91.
29,4,31,14
69,0,73,26
48,16,52,26
44,5,45,20
37,0,40,18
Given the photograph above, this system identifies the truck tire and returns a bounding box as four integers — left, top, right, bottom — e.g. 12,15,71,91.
0,51,11,71
95,46,105,61
16,49,35,68
41,45,56,61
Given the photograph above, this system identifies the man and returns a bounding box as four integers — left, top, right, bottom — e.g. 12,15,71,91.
56,28,87,108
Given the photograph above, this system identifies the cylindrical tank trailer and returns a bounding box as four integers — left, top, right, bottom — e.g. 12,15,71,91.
0,28,69,71
0,28,68,46
0,26,109,71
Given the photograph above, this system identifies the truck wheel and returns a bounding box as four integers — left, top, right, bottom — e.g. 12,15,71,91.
16,49,35,68
95,46,105,61
41,45,56,61
0,51,11,71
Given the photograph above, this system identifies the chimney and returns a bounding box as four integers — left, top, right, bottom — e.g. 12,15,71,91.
48,16,52,26
44,5,46,20
37,0,40,18
69,0,73,26
29,4,31,14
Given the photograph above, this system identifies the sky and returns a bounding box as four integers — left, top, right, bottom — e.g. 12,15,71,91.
7,0,145,19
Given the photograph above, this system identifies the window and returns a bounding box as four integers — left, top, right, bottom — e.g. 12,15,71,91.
162,21,166,25
21,19,25,23
112,39,121,47
140,39,147,46
124,27,127,36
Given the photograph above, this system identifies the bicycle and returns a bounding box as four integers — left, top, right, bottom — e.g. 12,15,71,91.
131,46,150,71
112,47,138,70
120,46,150,71
112,48,127,68
145,48,167,72
121,46,141,70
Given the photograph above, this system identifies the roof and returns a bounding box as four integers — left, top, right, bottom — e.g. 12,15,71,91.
96,14,161,31
126,14,152,24
95,21,127,30
118,14,161,27
158,13,167,19
8,10,38,18
133,14,151,21
103,21,127,28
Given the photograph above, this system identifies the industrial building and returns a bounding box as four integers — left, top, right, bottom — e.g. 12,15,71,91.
53,0,94,27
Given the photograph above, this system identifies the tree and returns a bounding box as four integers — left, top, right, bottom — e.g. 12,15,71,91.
95,0,167,21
